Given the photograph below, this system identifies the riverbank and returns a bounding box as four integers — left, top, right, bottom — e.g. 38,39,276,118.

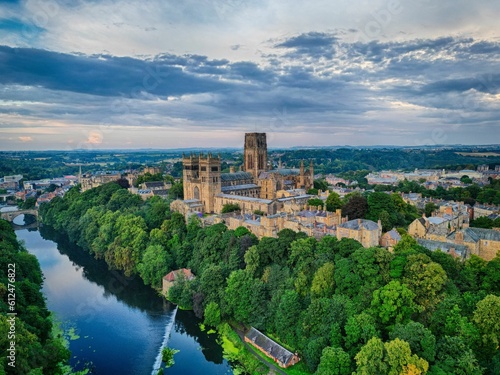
16,227,233,375
0,221,71,374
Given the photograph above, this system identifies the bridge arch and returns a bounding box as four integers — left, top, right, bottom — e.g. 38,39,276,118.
1,209,39,223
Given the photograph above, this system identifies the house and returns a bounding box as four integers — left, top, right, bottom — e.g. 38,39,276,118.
244,327,300,368
162,268,195,295
417,239,468,259
336,219,382,248
446,227,500,261
141,181,172,191
380,229,401,250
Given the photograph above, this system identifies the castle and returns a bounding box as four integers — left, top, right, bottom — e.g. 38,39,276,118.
172,133,314,216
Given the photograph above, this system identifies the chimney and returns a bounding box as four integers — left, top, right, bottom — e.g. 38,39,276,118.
230,166,235,173
456,231,464,243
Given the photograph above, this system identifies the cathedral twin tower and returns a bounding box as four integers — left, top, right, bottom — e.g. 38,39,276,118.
182,133,314,214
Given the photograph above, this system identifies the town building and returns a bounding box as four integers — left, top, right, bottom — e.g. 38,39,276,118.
380,229,401,250
336,219,382,248
162,268,195,296
80,171,122,192
245,327,300,368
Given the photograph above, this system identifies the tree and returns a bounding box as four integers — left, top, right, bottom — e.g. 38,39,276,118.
460,175,473,184
470,216,494,229
310,262,335,298
314,179,329,191
384,339,428,375
137,244,173,288
424,202,438,218
316,347,351,375
308,198,324,209
403,254,447,312
221,203,240,213
19,196,37,209
473,294,500,349
354,337,388,375
168,181,184,199
344,312,380,356
432,336,482,375
204,302,221,327
354,338,428,375
342,194,368,220
275,290,302,346
390,321,436,362
371,280,418,326
326,191,342,212
304,337,328,372
224,270,266,327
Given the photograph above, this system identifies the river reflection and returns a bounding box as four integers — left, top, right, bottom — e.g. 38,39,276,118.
16,227,233,375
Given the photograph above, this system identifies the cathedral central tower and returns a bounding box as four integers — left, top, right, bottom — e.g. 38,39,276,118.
243,133,268,180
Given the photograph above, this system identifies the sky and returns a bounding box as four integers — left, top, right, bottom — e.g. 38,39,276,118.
0,0,499,150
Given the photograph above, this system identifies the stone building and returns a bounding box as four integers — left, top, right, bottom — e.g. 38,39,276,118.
176,133,314,216
80,171,122,192
446,227,500,261
245,327,300,368
182,153,222,213
162,268,195,296
380,229,401,250
336,219,382,248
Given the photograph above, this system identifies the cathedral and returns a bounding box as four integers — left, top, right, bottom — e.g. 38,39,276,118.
177,133,314,215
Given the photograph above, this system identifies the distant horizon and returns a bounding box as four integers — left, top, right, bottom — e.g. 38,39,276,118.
2,143,500,153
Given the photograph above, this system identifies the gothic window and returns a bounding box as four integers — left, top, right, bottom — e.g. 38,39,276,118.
194,186,200,200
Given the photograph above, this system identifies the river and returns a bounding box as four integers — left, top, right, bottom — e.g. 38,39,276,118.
15,226,233,375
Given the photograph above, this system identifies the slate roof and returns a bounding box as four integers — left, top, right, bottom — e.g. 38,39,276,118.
385,229,401,240
272,169,300,176
221,172,253,182
245,327,296,366
417,239,468,258
221,184,259,192
144,181,167,189
339,219,379,231
466,227,500,241
277,194,312,202
217,193,273,204
152,189,169,196
428,217,446,225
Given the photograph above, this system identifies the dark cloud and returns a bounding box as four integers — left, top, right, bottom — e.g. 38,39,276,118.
274,32,338,58
0,46,232,98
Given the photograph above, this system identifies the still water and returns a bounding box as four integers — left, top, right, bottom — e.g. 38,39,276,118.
16,227,233,375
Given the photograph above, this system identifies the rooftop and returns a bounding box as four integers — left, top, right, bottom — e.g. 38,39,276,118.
245,327,296,366
221,183,259,192
221,172,253,182
217,193,273,204
339,219,380,231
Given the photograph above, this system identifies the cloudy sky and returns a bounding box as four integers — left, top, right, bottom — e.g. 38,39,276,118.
0,0,499,150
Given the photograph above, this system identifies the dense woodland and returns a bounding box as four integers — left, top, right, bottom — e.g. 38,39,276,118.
38,181,500,375
0,222,71,375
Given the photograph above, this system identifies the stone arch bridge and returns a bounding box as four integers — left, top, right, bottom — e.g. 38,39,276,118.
1,209,38,223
